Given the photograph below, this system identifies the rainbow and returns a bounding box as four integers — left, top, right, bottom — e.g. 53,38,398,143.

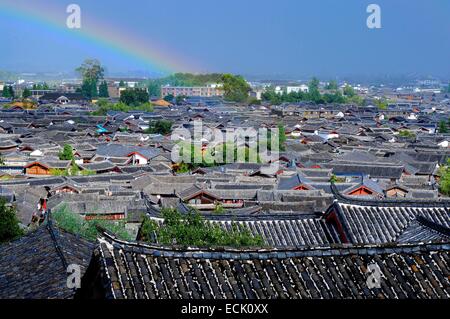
0,0,199,74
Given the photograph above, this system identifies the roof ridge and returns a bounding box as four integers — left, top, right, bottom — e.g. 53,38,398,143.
98,231,449,259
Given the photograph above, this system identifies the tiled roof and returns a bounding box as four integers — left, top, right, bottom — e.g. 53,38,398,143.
84,235,450,299
0,224,93,299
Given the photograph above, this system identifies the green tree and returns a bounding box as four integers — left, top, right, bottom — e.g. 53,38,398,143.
175,95,187,105
278,123,287,151
398,130,416,138
375,99,388,110
9,86,14,98
148,81,161,97
119,80,126,87
59,144,74,160
309,77,320,91
76,59,105,99
163,93,174,102
439,120,449,134
120,88,149,106
221,74,251,102
2,86,10,98
140,208,264,247
76,59,105,83
147,119,173,135
0,198,23,242
98,80,109,98
343,84,356,97
439,159,450,196
22,88,32,98
326,80,338,90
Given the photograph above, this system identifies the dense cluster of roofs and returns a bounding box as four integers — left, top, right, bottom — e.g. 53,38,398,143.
0,91,449,299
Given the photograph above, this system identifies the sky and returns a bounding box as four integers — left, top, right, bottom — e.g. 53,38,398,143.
0,0,449,79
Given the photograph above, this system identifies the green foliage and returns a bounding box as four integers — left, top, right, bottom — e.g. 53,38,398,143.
98,80,109,98
22,88,32,98
213,203,224,214
221,74,251,102
76,59,105,83
261,78,362,105
343,84,356,97
119,80,126,87
0,198,23,242
120,88,149,106
32,83,49,90
439,120,448,134
76,59,105,99
247,97,261,105
81,79,98,99
325,80,338,90
53,205,133,241
80,169,96,176
148,82,161,97
1,87,10,98
2,85,14,98
277,123,287,151
146,119,173,135
163,93,174,102
438,159,450,196
309,77,320,92
175,95,187,105
59,144,74,160
92,100,153,116
375,99,388,110
140,208,264,247
398,130,416,138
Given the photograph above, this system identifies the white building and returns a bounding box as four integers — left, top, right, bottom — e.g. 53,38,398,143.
286,85,309,94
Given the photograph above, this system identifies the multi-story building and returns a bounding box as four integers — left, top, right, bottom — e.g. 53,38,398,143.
161,84,223,97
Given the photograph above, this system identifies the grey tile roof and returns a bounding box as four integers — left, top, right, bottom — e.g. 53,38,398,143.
0,225,93,299
84,237,450,299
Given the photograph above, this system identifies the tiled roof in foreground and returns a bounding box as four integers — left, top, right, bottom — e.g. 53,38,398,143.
0,223,94,299
86,234,450,299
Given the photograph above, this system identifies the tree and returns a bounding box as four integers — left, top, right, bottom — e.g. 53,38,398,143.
120,88,149,106
81,79,98,99
76,59,105,83
308,77,320,92
148,82,161,97
439,120,448,134
76,59,105,99
146,119,173,135
439,159,450,196
326,80,338,90
221,74,251,102
140,208,264,247
98,80,109,98
163,93,174,102
119,80,126,87
59,144,74,160
0,198,23,242
277,123,287,151
343,84,356,97
2,86,10,98
8,86,15,98
22,88,32,99
175,95,187,105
